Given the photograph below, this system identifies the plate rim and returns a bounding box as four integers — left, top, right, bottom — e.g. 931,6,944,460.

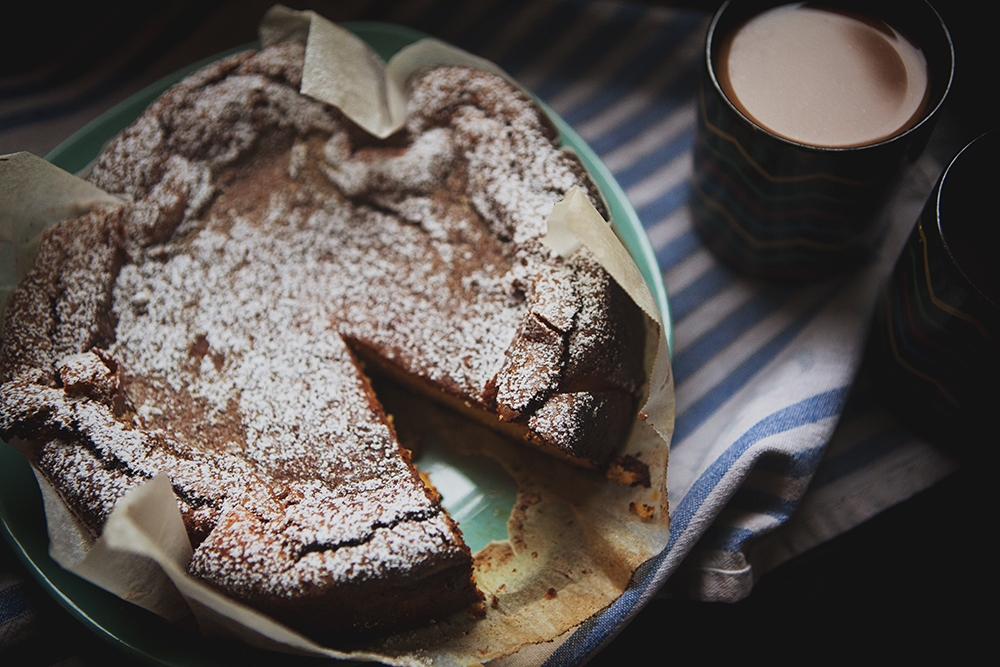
6,20,673,665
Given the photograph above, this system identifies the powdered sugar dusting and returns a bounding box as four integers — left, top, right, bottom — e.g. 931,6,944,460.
0,44,644,637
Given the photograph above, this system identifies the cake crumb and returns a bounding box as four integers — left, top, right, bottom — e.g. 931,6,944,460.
629,502,656,521
606,454,651,487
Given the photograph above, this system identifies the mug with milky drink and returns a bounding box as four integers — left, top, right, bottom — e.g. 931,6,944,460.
691,0,953,281
867,130,999,457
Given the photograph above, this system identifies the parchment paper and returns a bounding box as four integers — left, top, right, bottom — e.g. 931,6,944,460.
0,7,675,665
0,153,122,313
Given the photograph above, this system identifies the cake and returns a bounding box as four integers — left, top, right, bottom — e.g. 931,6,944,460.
0,42,645,642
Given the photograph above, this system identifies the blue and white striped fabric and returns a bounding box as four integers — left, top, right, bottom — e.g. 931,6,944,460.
0,573,38,649
385,2,957,662
0,0,958,663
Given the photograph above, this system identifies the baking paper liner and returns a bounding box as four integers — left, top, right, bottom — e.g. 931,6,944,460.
0,7,675,665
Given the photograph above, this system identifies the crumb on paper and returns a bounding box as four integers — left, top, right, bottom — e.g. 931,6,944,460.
629,502,656,521
519,492,541,508
605,454,651,488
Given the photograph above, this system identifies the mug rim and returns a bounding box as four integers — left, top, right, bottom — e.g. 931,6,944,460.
705,0,955,154
934,128,1000,310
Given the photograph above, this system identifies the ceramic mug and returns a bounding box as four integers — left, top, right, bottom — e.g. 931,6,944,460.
868,130,999,453
691,0,954,281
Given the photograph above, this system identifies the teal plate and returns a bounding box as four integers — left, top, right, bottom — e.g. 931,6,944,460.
1,22,672,665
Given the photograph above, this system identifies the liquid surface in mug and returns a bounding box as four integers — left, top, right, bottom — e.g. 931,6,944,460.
717,3,929,148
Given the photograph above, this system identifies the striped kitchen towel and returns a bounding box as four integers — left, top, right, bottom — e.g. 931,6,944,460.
1,0,958,664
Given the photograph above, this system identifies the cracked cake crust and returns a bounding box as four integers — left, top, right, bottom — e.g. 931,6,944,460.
0,42,645,642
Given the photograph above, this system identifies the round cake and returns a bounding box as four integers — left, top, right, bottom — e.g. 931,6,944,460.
0,42,645,642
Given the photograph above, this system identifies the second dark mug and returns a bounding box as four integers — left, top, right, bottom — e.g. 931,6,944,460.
691,0,954,281
867,129,1000,457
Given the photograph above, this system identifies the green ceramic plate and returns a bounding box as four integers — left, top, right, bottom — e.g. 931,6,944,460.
1,21,672,665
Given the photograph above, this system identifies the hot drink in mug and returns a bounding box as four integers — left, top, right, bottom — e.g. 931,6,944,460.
717,3,930,148
691,0,953,280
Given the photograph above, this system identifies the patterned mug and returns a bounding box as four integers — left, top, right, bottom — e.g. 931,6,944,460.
868,130,1000,454
691,0,953,281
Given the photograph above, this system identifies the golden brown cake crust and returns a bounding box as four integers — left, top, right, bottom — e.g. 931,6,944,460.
0,42,644,642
